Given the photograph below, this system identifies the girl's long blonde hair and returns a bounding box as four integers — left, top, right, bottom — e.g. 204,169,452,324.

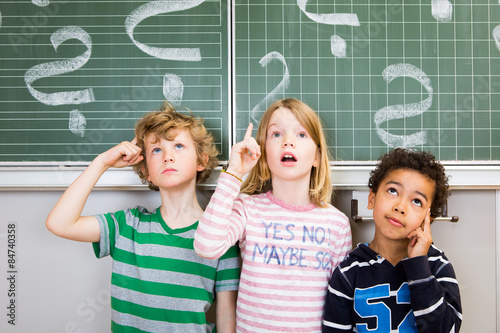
240,98,332,207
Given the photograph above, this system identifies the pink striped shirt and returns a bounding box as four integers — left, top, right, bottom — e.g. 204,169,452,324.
194,172,352,332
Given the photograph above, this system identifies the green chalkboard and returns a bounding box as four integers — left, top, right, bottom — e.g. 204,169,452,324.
0,0,230,161
1,1,500,163
234,0,500,161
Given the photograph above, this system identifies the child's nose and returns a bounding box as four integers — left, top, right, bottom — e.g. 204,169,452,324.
163,151,174,162
393,202,406,215
282,135,295,148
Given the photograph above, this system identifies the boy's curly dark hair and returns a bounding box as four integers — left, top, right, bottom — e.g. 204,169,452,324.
368,148,450,218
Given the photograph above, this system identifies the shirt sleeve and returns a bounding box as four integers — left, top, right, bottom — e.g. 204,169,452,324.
214,244,241,292
329,213,352,275
322,265,355,332
402,249,462,333
92,209,126,259
194,172,248,259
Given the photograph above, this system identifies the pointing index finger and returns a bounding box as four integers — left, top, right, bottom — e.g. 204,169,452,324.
243,123,254,140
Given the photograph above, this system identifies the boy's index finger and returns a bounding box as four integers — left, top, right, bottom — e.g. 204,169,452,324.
243,123,254,140
131,137,138,145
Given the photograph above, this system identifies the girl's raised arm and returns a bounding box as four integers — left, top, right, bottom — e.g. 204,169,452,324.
194,124,260,259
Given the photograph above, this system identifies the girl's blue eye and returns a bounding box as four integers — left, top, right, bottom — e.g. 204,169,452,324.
271,132,281,138
152,148,161,154
297,132,307,139
175,143,184,150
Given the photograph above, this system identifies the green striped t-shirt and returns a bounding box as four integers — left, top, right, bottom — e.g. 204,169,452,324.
93,206,240,332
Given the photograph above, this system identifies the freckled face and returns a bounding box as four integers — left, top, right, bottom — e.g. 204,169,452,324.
264,107,319,183
368,168,435,241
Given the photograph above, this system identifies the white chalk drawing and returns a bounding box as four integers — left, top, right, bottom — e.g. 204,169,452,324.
297,0,359,58
163,73,184,105
431,0,453,22
493,25,500,51
250,51,290,123
330,35,346,58
297,0,359,26
69,109,86,137
125,0,204,61
32,0,49,7
374,63,433,148
24,26,95,106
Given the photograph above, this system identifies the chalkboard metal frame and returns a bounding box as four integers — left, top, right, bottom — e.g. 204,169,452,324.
1,162,500,190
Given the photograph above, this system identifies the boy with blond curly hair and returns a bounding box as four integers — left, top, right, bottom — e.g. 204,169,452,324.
47,102,240,332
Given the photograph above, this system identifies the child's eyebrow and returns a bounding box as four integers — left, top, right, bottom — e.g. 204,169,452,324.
414,191,429,202
386,180,402,187
386,180,429,201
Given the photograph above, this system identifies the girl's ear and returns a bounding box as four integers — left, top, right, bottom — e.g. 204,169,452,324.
312,148,320,168
367,190,376,210
197,153,209,172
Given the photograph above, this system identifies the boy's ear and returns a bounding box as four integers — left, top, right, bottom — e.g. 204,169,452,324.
142,164,150,181
197,153,209,172
367,190,375,210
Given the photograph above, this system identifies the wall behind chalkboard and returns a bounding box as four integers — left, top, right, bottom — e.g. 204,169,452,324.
0,0,229,161
1,1,499,163
234,0,500,161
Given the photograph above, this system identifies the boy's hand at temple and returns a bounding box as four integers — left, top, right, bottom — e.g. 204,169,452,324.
226,123,261,179
96,138,144,169
407,208,433,258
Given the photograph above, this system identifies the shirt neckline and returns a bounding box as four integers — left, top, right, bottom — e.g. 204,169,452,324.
154,207,199,234
265,191,317,212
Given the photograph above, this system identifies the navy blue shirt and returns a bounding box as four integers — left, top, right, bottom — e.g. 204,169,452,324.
322,243,462,332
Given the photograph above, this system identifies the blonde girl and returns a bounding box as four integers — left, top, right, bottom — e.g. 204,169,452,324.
195,98,352,332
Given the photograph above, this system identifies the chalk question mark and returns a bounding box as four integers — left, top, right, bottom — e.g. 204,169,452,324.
374,63,433,148
297,0,360,58
250,51,290,124
126,0,207,104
